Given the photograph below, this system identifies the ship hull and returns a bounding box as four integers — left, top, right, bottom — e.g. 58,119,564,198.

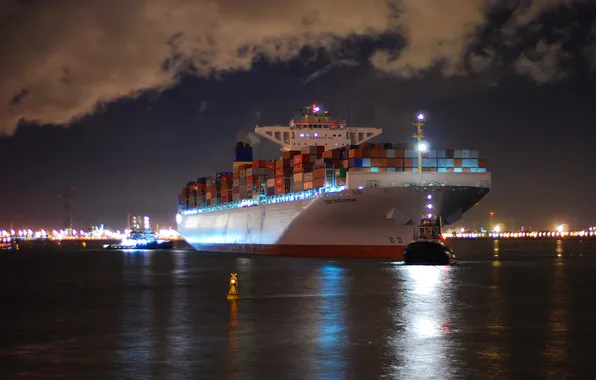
178,177,490,260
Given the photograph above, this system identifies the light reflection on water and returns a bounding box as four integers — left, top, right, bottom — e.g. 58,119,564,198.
389,265,455,380
315,264,347,379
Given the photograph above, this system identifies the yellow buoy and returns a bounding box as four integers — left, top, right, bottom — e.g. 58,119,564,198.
227,272,239,300
82,241,87,248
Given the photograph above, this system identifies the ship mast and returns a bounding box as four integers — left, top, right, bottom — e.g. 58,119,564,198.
412,113,425,184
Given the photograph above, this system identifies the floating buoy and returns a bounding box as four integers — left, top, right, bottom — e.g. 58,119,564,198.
227,272,239,300
82,241,87,248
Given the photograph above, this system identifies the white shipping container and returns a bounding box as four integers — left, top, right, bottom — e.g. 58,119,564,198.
267,178,276,187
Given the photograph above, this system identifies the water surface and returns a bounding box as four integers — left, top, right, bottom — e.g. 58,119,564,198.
1,240,596,379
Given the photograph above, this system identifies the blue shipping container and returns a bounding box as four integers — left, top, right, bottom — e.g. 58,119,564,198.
462,159,470,168
470,158,478,168
370,167,379,173
438,149,447,158
422,158,438,167
470,150,479,159
387,167,396,172
362,158,371,167
438,158,447,167
454,150,462,159
462,149,471,158
477,168,486,172
438,167,447,173
454,167,463,173
349,158,363,167
446,159,455,167
404,149,417,158
428,149,438,158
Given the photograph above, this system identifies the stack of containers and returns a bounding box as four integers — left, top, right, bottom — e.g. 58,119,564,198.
196,178,207,207
299,145,324,190
179,143,489,211
246,160,268,199
344,143,404,172
232,163,251,201
265,161,276,196
275,150,298,194
220,173,233,203
292,153,314,191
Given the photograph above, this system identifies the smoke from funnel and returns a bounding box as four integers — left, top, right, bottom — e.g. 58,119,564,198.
236,128,261,146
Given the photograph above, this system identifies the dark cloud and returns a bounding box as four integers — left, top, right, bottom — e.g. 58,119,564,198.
0,0,592,134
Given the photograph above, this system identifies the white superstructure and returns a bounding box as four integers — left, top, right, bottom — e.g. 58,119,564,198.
254,104,382,151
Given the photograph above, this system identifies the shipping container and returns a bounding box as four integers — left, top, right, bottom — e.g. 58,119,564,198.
266,178,275,188
294,181,304,191
303,181,314,190
293,172,304,183
304,172,314,182
275,177,291,186
454,150,462,159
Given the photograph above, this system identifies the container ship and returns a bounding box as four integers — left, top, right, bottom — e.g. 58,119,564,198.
176,104,491,259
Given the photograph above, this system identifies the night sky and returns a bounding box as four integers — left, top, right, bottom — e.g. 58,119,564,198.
1,1,596,231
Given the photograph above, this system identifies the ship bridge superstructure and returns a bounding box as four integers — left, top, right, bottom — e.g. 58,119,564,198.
254,104,382,151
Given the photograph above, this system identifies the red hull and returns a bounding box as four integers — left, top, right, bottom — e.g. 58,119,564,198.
189,243,405,260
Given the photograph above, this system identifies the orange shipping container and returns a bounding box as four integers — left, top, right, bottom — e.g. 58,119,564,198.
394,149,404,158
478,158,487,168
275,159,291,169
314,167,326,179
267,161,276,171
454,158,462,167
293,154,311,165
304,181,314,190
404,158,413,167
349,149,363,159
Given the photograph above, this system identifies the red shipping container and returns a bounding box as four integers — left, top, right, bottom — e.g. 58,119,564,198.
478,159,487,168
275,177,291,186
454,158,462,167
267,161,275,171
446,149,454,159
293,162,314,173
394,149,404,158
313,177,325,188
252,160,267,168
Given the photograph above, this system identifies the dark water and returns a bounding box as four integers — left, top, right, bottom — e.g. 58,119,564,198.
2,240,596,379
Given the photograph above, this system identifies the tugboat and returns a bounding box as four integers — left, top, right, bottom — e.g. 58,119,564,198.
403,216,456,265
103,215,174,250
